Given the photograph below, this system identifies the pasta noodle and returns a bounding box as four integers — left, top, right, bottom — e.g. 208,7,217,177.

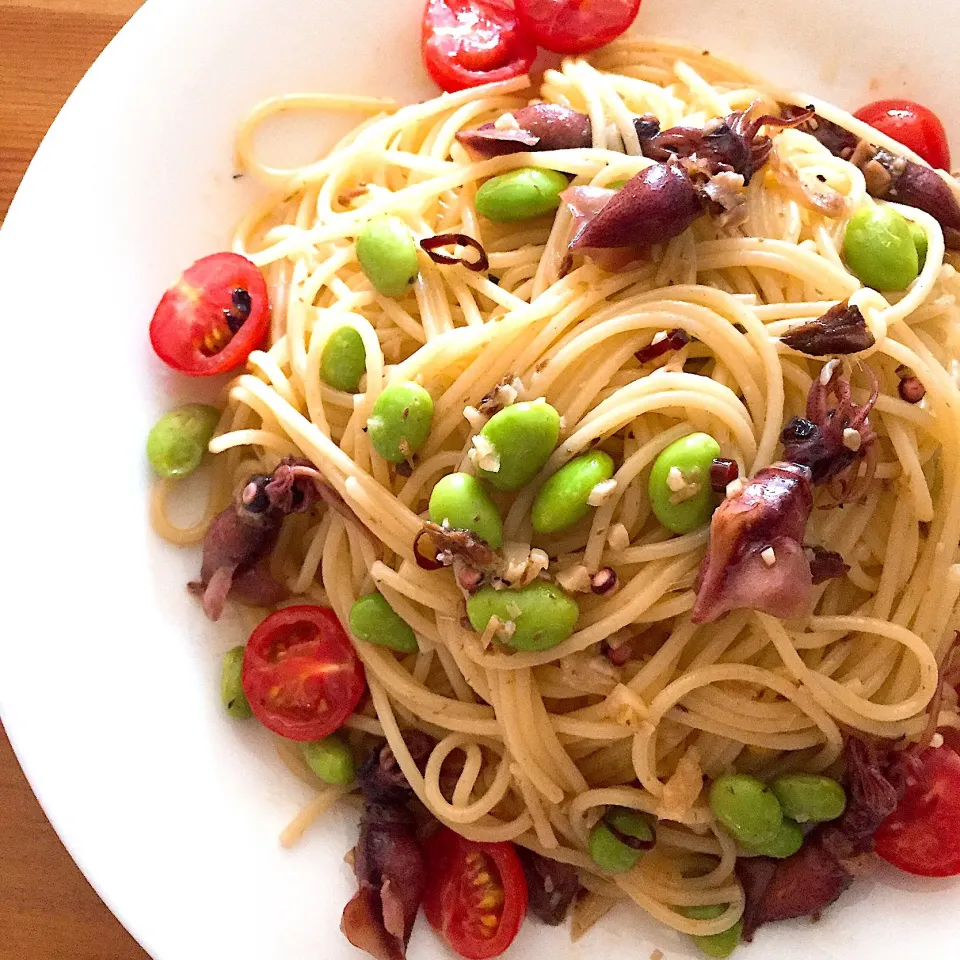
154,38,960,943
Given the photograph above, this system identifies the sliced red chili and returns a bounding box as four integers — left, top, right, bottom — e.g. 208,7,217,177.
421,234,490,272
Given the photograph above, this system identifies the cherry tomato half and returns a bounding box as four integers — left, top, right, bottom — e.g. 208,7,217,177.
424,828,528,960
515,0,641,55
421,0,538,93
149,252,270,376
241,605,366,742
854,99,951,171
875,746,960,877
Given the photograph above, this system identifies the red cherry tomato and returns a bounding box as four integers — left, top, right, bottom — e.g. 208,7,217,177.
241,606,365,742
515,0,641,55
875,746,960,877
421,0,537,93
854,99,951,170
423,828,528,960
149,252,270,376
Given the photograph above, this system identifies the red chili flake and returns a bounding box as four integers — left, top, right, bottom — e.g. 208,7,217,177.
709,458,739,492
603,641,634,666
898,376,926,403
413,528,444,571
456,565,483,593
590,568,618,596
603,811,655,850
420,233,489,272
807,545,850,584
635,328,690,363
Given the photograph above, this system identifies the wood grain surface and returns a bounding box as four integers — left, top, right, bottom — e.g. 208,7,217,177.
1,5,150,955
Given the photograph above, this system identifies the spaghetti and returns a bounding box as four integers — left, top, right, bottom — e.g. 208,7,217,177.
154,38,960,948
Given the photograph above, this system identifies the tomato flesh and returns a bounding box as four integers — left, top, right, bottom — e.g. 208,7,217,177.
149,252,270,376
515,0,642,55
241,606,365,741
875,746,960,877
854,98,951,170
421,0,537,93
424,829,528,960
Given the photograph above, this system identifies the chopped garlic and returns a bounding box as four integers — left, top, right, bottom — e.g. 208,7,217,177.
656,747,703,822
524,548,550,584
478,615,517,646
607,523,631,551
506,601,523,621
761,546,777,566
494,112,520,130
842,427,862,451
820,359,839,386
670,486,700,505
470,434,500,472
587,478,618,506
665,466,699,504
479,615,503,649
931,732,945,748
666,466,687,492
497,383,518,407
726,477,744,499
501,543,550,586
651,330,668,346
606,683,649,728
555,564,593,593
463,405,486,431
501,542,531,583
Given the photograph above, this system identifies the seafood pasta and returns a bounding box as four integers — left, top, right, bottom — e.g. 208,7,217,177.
147,21,960,960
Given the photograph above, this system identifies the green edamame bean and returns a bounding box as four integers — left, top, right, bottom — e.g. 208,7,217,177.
532,451,615,535
844,205,919,291
220,646,252,719
301,735,356,785
367,381,434,462
771,773,847,823
429,473,503,548
475,168,570,223
357,215,420,297
466,581,578,651
146,403,220,479
746,818,803,859
682,906,744,959
321,326,366,393
910,221,929,269
588,808,655,874
649,433,722,534
476,400,561,491
709,774,783,848
349,592,419,653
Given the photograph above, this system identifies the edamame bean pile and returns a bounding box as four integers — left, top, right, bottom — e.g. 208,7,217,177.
151,37,960,956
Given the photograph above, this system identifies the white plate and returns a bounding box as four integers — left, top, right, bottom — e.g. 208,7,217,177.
2,0,959,958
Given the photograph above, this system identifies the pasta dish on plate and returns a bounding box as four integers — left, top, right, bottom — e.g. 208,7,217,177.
145,2,960,957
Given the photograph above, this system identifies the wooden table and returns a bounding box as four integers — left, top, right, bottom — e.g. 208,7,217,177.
1,7,150,955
